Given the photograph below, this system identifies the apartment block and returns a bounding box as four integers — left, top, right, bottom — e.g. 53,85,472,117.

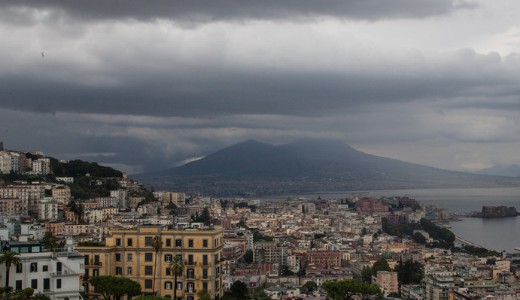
76,225,224,300
0,241,84,300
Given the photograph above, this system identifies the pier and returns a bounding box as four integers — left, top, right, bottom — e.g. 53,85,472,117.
454,235,485,249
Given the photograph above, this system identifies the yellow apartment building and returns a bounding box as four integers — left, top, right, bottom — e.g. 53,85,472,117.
76,225,224,300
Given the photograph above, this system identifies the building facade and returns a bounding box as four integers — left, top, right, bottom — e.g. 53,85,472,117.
76,225,224,300
0,241,84,300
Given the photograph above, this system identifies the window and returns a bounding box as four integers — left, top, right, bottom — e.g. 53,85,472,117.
56,262,62,273
144,279,152,289
31,279,37,289
187,282,194,293
145,237,153,246
116,238,121,246
203,239,208,248
127,253,133,262
115,253,121,262
203,282,208,291
202,255,208,266
116,267,122,275
56,279,62,289
145,266,153,276
176,282,183,291
43,265,49,272
44,278,50,290
164,281,172,290
186,269,194,279
145,253,153,262
93,269,99,277
127,238,133,247
166,267,171,276
188,239,194,248
202,268,208,279
166,239,171,247
127,267,133,275
175,239,182,247
16,263,22,273
165,254,172,262
16,280,22,290
30,262,38,272
188,254,194,265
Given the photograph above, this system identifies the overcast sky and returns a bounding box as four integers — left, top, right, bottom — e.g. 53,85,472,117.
1,0,520,174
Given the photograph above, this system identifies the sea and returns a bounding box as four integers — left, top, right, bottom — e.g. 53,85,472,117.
260,187,520,253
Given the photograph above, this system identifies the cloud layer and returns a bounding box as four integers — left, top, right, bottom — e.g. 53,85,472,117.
2,0,520,175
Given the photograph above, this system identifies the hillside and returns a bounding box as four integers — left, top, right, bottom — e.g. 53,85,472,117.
134,139,520,196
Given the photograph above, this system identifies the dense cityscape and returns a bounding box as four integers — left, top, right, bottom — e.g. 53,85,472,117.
1,145,520,300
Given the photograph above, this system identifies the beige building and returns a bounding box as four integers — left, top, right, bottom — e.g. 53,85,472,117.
76,225,224,300
372,271,398,296
52,185,71,207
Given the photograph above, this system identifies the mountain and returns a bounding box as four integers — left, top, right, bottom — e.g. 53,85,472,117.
477,164,520,177
134,139,520,196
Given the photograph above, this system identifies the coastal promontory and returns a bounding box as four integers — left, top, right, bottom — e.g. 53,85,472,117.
475,206,519,218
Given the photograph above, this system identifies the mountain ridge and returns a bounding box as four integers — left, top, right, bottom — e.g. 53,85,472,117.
134,139,520,195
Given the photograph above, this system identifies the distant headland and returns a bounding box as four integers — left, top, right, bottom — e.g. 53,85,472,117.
473,206,519,218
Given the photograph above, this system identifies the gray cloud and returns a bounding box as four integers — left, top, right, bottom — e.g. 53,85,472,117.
0,0,475,23
3,0,520,176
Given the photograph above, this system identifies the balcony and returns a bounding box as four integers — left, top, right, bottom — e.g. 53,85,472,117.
51,270,79,277
86,261,102,268
184,261,196,266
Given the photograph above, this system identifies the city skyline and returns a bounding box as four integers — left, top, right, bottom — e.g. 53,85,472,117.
1,1,520,174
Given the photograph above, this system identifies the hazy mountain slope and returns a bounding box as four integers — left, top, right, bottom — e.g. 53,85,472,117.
477,164,520,177
134,139,520,195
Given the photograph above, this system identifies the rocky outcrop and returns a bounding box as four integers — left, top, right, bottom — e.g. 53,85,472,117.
476,206,519,218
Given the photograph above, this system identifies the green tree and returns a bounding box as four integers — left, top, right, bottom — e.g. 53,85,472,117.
32,293,51,300
252,290,271,300
228,280,249,299
279,265,294,276
322,279,382,300
19,287,35,298
413,232,427,244
134,296,167,300
0,251,21,290
301,281,318,295
243,249,254,264
361,266,373,283
167,256,184,299
372,258,391,273
394,260,423,284
197,290,211,300
151,236,163,295
42,231,61,251
89,276,141,300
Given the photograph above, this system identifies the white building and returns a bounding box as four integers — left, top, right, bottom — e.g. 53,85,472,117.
38,198,59,221
0,241,84,300
32,158,51,175
110,189,127,209
0,151,12,174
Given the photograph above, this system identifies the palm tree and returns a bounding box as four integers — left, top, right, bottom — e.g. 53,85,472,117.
0,250,21,290
151,235,163,296
168,256,184,300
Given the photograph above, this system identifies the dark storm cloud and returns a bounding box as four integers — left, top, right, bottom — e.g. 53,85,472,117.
0,0,474,23
1,62,518,118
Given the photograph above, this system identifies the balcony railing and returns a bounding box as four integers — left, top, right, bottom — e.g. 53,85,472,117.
86,261,102,268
